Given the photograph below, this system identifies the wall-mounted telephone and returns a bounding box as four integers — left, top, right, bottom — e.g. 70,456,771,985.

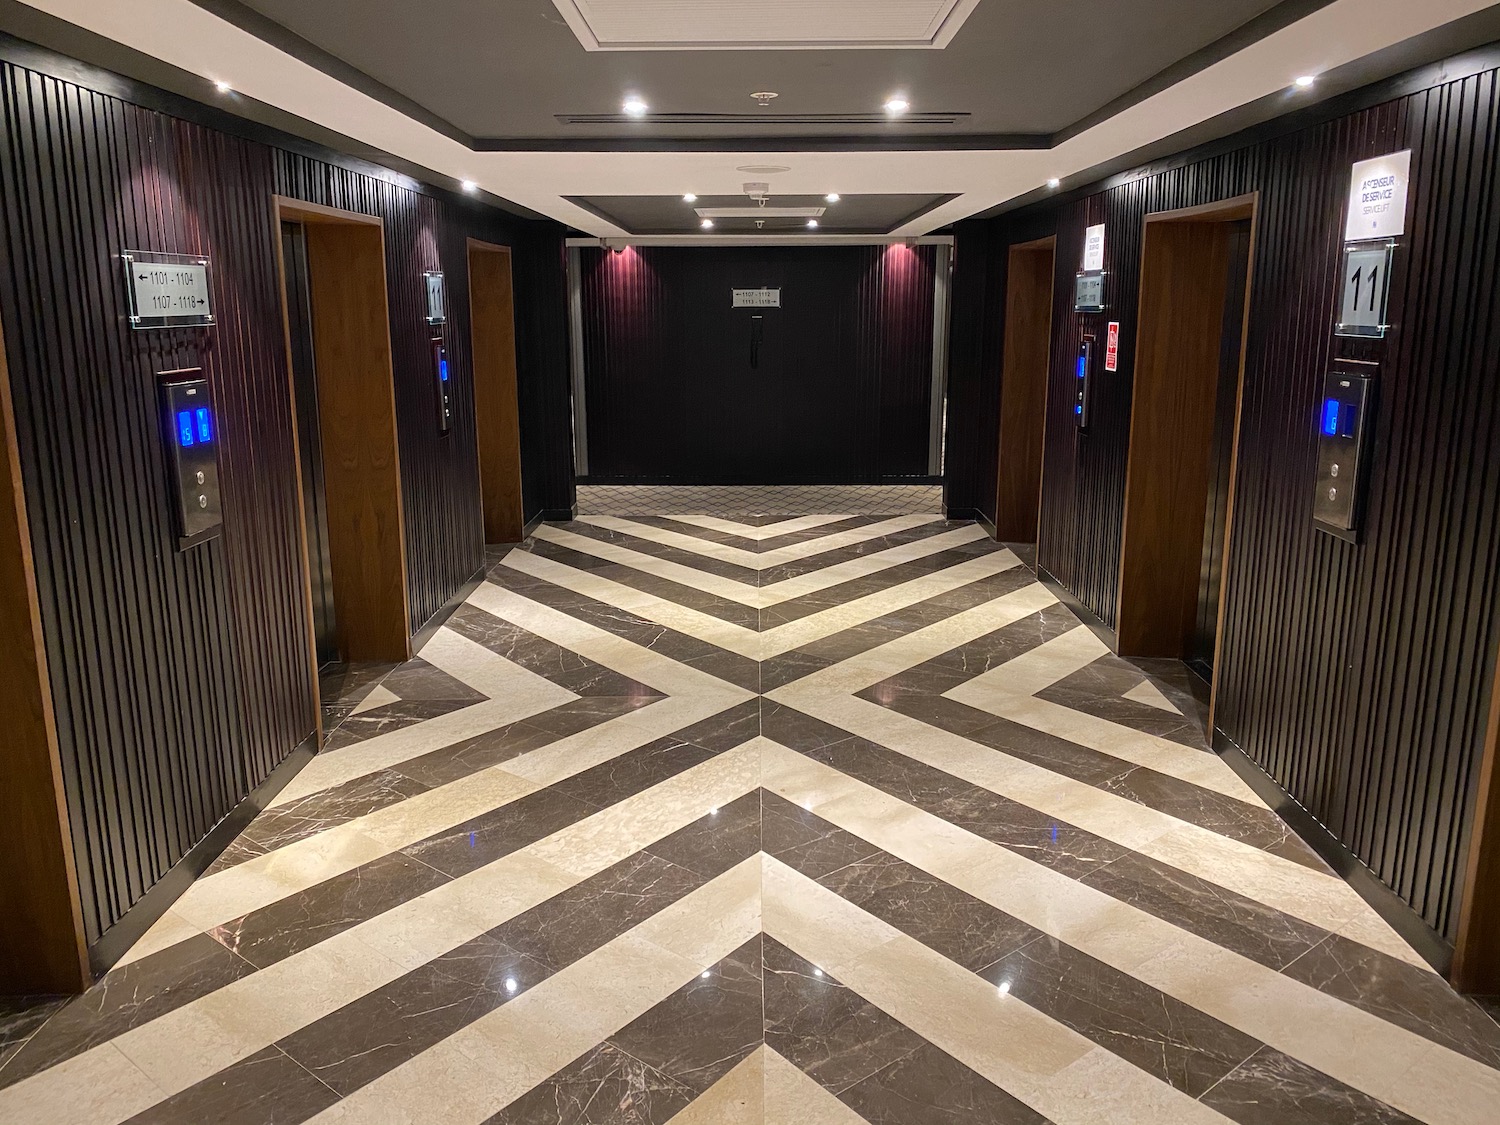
159,371,222,549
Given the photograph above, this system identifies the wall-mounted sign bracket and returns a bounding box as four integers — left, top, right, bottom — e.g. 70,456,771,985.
123,251,213,329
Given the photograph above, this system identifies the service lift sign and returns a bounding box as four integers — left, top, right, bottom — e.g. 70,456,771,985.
1344,150,1411,241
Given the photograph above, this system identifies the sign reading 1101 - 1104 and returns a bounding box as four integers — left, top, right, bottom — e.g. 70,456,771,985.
123,251,214,329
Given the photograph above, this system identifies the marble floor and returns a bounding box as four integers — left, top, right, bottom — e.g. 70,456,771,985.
574,484,944,516
3,512,1500,1124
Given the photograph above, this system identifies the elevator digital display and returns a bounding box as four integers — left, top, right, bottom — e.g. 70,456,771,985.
159,371,223,549
1313,369,1375,542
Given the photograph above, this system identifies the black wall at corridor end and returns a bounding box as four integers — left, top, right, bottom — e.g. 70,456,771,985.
946,49,1500,957
0,45,573,957
578,244,938,484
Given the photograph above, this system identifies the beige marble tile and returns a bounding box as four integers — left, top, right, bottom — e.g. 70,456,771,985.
308,862,761,1125
762,751,1500,1125
528,741,761,878
764,858,1230,1125
0,1042,166,1125
762,1047,870,1125
665,513,851,540
667,1045,766,1124
580,513,941,569
112,906,203,967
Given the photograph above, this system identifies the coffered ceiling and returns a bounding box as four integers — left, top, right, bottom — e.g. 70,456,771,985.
9,0,1500,238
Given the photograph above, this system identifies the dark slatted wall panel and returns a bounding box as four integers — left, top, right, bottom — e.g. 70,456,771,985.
0,56,571,946
950,67,1500,942
579,245,937,484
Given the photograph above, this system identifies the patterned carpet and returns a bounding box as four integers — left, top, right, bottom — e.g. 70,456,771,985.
2,513,1498,1124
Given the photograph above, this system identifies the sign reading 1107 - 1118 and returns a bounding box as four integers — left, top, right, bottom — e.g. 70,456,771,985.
123,251,215,329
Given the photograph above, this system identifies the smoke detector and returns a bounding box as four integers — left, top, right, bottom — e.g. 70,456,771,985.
743,182,772,203
751,91,779,107
736,164,791,175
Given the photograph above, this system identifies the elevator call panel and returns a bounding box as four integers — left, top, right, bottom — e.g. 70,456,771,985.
433,337,451,435
1313,370,1375,541
1074,335,1095,431
159,372,222,548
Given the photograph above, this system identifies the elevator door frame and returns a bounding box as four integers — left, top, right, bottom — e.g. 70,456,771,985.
467,239,525,544
995,235,1056,544
272,197,410,738
1115,193,1258,732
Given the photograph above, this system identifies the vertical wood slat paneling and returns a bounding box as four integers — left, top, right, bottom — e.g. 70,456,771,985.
0,55,572,948
949,66,1500,944
577,245,937,484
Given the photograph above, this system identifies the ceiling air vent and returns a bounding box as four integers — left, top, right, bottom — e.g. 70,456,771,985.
551,0,981,51
557,111,970,126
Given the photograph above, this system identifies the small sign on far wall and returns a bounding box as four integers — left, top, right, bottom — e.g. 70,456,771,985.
1345,150,1411,241
1082,224,1106,272
424,271,446,324
732,287,781,308
123,252,213,329
1105,321,1121,371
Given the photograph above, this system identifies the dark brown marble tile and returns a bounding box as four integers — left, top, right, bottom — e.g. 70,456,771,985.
1282,934,1500,1069
759,649,835,692
611,936,762,1093
0,998,66,1083
551,739,717,810
323,699,477,750
392,719,570,788
762,792,882,880
645,791,762,877
0,935,257,1087
403,786,599,878
378,657,487,703
985,937,1261,1097
484,1043,694,1125
278,937,547,1096
763,937,926,1094
1081,851,1327,971
815,850,1037,973
211,768,432,870
1198,1045,1425,1124
668,699,762,753
838,1039,1049,1125
212,852,450,969
120,1045,339,1125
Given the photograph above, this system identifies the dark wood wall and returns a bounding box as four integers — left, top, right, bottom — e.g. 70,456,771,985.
579,244,937,484
946,55,1500,950
0,49,573,953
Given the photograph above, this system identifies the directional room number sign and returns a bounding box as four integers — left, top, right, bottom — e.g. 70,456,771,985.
123,251,215,329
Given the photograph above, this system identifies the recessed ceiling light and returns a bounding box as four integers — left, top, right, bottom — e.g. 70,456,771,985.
622,96,649,117
213,80,231,93
884,96,910,115
683,193,698,203
700,218,714,230
807,219,819,229
1047,178,1061,189
825,193,840,203
460,180,478,194
1294,75,1316,88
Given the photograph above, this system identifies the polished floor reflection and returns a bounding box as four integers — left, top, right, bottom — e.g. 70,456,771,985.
3,512,1499,1124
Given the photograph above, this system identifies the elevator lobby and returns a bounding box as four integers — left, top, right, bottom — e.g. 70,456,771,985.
3,3,1500,1124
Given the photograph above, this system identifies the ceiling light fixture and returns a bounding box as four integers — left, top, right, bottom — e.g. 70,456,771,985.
622,96,649,117
884,96,910,115
213,80,231,93
700,218,714,230
1047,178,1061,189
1294,74,1316,88
683,193,698,203
460,179,478,193
825,193,840,203
807,219,819,229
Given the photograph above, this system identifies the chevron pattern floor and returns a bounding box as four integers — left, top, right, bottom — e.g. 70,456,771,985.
3,513,1499,1125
